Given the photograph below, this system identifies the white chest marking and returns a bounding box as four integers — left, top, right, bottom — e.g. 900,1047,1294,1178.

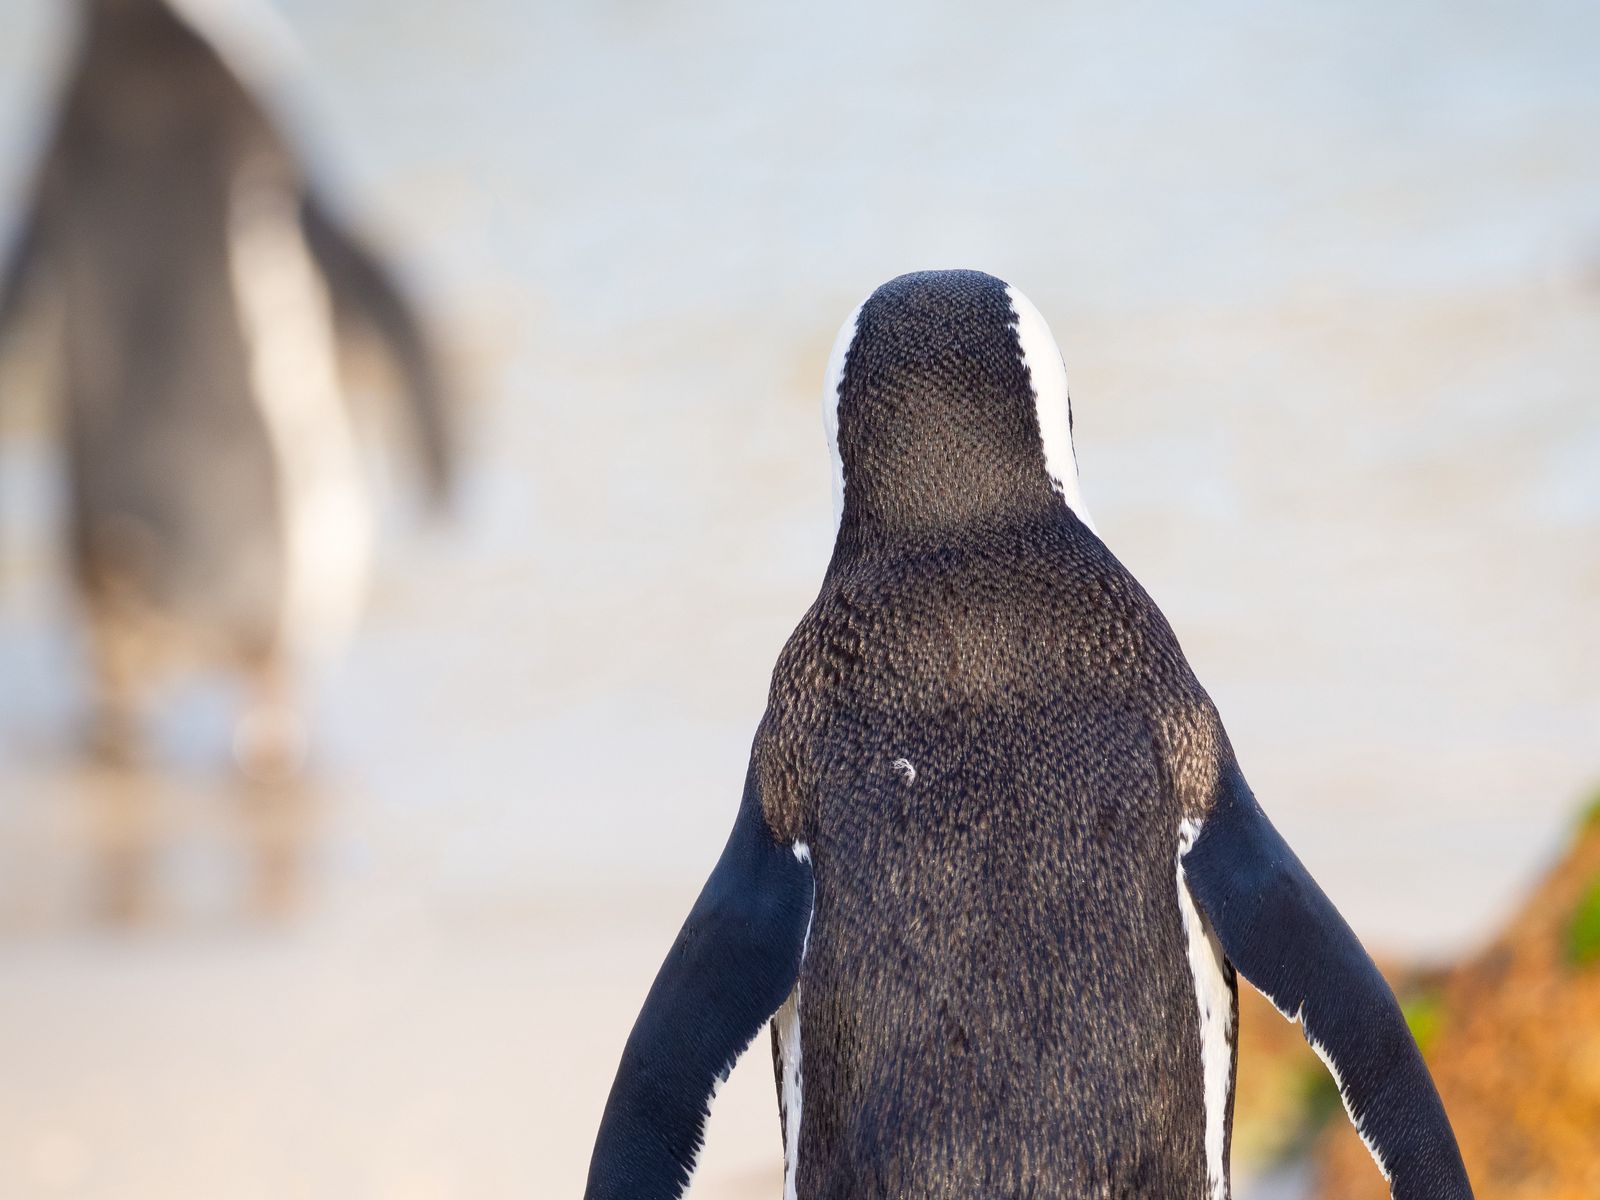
228,172,372,661
1176,819,1236,1200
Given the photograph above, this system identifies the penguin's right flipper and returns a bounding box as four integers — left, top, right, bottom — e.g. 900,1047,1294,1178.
300,193,456,506
584,762,814,1200
1182,765,1472,1200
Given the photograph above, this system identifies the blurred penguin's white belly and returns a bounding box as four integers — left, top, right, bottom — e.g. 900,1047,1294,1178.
228,173,371,662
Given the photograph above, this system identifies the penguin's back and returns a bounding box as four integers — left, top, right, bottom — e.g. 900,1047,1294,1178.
761,516,1228,1197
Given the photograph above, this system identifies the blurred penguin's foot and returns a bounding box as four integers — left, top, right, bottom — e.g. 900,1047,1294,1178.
238,773,321,922
93,833,159,927
235,650,309,781
85,766,161,927
83,583,157,770
84,706,146,770
233,704,308,783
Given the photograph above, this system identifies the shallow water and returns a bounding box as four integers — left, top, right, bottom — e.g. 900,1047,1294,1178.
0,1,1597,1196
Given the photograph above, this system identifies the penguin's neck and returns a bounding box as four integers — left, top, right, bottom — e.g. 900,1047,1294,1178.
837,447,1069,537
830,491,1077,565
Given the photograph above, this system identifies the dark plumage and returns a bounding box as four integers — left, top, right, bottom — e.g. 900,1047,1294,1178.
757,270,1223,1195
586,270,1470,1200
0,0,455,770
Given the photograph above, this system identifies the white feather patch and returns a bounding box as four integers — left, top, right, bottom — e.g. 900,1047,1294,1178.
778,841,814,1200
776,987,805,1200
821,299,865,535
1177,819,1236,1200
1005,284,1097,533
228,167,372,662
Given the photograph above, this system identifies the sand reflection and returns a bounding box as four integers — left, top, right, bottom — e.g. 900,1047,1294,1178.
1,754,326,931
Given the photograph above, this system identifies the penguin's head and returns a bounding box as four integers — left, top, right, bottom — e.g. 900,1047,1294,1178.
83,0,190,21
81,0,300,88
823,270,1094,543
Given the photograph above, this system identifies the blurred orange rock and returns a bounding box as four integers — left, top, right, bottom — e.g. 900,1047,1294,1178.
1315,800,1600,1200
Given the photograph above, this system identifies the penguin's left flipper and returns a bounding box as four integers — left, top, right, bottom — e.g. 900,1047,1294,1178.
0,200,44,348
1183,765,1472,1200
300,193,456,506
584,764,814,1200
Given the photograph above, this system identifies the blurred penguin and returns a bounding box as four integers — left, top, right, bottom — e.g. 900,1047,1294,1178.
0,0,456,778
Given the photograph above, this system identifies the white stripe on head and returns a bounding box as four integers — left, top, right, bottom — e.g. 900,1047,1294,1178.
821,298,865,535
1005,285,1096,534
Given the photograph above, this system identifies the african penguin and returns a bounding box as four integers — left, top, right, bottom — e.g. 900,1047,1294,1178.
584,270,1472,1199
0,0,455,775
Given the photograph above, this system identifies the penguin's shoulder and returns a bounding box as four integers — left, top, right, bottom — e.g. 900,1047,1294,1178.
818,525,1188,691
763,523,1207,714
755,524,1227,832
